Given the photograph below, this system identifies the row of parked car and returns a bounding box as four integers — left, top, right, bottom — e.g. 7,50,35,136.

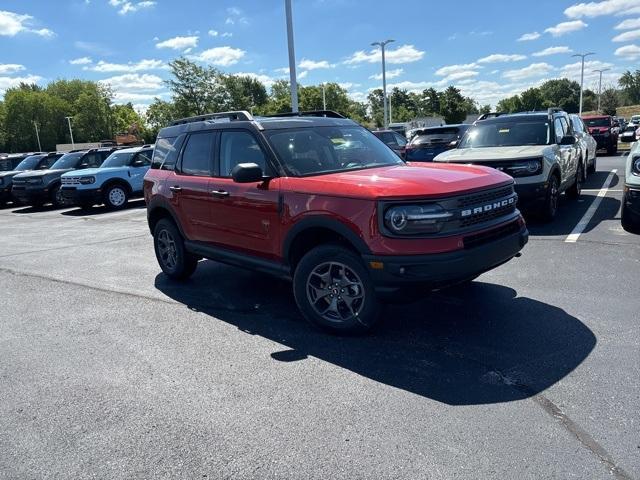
374,109,639,225
0,145,154,210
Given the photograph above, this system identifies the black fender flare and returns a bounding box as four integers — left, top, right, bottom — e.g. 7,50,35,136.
146,197,186,238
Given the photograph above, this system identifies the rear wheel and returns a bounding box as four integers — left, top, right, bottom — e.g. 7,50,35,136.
567,163,583,200
293,245,380,334
540,174,560,222
587,154,596,174
104,184,128,210
153,218,198,280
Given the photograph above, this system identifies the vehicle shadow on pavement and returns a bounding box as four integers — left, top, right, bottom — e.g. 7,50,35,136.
155,262,596,406
60,199,146,217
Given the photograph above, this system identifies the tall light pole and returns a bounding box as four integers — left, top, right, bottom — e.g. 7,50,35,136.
33,121,42,152
593,68,610,113
322,83,326,110
389,94,393,125
65,116,75,148
371,39,394,128
572,52,594,115
284,0,298,113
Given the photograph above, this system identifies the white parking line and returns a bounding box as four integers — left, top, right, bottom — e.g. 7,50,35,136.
565,169,617,243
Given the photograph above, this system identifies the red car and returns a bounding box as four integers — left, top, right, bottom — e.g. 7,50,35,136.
144,110,528,334
582,115,618,155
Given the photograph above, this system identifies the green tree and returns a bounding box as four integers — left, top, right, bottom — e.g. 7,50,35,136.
619,69,640,105
221,74,268,111
367,89,384,127
421,88,441,116
479,104,491,115
439,86,468,124
600,88,619,116
519,88,544,111
166,58,226,117
146,99,176,139
0,101,7,152
265,79,293,114
538,79,581,113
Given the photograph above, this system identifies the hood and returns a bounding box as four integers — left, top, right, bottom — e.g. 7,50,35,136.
61,167,123,177
13,169,73,179
280,163,513,200
0,170,22,179
434,145,547,163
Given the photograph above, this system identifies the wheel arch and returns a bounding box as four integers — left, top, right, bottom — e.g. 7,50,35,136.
102,177,132,194
146,199,186,238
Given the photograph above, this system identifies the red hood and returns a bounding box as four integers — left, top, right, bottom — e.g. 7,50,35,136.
279,163,513,200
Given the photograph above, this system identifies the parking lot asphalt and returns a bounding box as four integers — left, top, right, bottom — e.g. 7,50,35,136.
1,153,638,480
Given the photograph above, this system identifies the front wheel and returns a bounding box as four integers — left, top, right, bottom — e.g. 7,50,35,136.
153,219,198,280
540,175,560,222
51,184,65,208
293,245,380,334
587,155,596,174
104,184,129,210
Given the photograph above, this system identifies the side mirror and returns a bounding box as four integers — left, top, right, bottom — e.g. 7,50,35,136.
131,159,145,167
231,163,264,183
560,135,576,146
78,162,89,169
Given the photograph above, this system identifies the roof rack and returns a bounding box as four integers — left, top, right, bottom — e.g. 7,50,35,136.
142,144,153,148
264,110,346,119
170,110,254,126
476,112,508,121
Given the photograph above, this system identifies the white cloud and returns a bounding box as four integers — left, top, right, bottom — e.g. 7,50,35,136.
108,0,156,15
111,91,167,103
387,80,441,92
298,58,334,70
517,31,541,41
298,71,308,79
208,29,218,37
86,59,167,72
369,68,403,80
564,0,640,18
445,70,479,81
560,60,620,86
221,32,233,38
503,62,555,81
532,46,574,56
477,54,527,63
156,35,199,50
98,73,164,91
191,46,246,66
615,44,640,59
0,74,42,95
0,10,55,37
612,29,640,41
224,6,248,25
337,82,361,90
344,44,425,65
545,20,588,36
69,57,92,65
232,72,277,88
347,91,367,102
0,63,25,74
435,63,479,77
615,17,640,29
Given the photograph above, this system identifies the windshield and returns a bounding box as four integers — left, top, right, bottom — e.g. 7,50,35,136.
50,152,84,170
15,155,45,171
265,126,403,176
410,127,464,145
101,151,135,168
459,120,550,148
584,118,610,128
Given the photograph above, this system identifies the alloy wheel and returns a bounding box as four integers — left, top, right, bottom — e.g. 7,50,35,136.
157,229,177,270
108,187,126,207
306,261,365,323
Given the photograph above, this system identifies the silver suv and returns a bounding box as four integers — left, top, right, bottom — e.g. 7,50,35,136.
434,109,582,221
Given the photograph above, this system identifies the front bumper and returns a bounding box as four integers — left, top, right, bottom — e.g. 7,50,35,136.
592,135,612,149
624,185,640,216
60,186,102,206
363,220,528,291
0,185,12,202
11,185,50,205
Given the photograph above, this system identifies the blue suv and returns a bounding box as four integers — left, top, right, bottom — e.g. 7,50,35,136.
60,145,154,210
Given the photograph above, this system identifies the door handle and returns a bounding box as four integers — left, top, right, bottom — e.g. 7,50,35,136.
169,186,182,192
211,189,230,198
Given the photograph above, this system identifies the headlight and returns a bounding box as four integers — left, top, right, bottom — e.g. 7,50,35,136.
26,178,43,185
79,176,95,185
384,204,452,235
504,159,542,177
632,157,640,175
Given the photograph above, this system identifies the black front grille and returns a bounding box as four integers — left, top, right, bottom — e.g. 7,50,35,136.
460,203,516,227
458,186,513,208
463,221,520,249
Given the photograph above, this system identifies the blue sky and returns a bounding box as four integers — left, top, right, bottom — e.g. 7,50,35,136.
1,0,640,110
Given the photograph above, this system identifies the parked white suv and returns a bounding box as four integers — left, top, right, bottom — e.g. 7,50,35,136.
434,109,582,221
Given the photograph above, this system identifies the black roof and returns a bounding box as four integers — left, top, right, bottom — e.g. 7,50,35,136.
158,110,358,138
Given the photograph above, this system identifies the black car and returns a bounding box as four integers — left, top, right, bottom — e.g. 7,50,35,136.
0,153,64,206
11,148,114,207
372,129,408,158
0,152,45,172
404,125,470,162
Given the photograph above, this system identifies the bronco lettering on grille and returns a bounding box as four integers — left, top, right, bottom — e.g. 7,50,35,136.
461,196,515,218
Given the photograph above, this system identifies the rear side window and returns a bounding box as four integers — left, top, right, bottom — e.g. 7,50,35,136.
134,150,153,166
152,135,184,170
554,118,567,143
219,131,267,177
83,152,104,168
180,131,214,176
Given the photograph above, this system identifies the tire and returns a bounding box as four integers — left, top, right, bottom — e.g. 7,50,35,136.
153,218,198,280
540,174,560,222
587,155,596,175
567,163,583,200
621,198,640,234
50,184,64,208
104,184,129,210
293,245,380,334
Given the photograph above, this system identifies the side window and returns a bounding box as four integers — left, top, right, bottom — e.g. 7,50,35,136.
554,118,566,143
219,131,267,177
83,153,103,168
180,131,214,176
381,132,396,144
394,133,407,146
152,135,184,170
133,150,153,166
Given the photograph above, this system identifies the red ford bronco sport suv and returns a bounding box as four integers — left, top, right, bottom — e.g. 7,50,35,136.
144,110,528,334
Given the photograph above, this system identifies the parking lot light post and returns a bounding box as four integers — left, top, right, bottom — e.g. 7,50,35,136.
284,0,299,113
572,52,594,116
65,116,75,148
322,84,326,110
371,39,394,128
33,121,42,152
593,68,610,114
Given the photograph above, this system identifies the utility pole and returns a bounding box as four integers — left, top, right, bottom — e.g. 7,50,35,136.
593,68,610,113
572,52,594,116
65,116,75,148
33,121,42,151
371,39,394,128
284,0,298,113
